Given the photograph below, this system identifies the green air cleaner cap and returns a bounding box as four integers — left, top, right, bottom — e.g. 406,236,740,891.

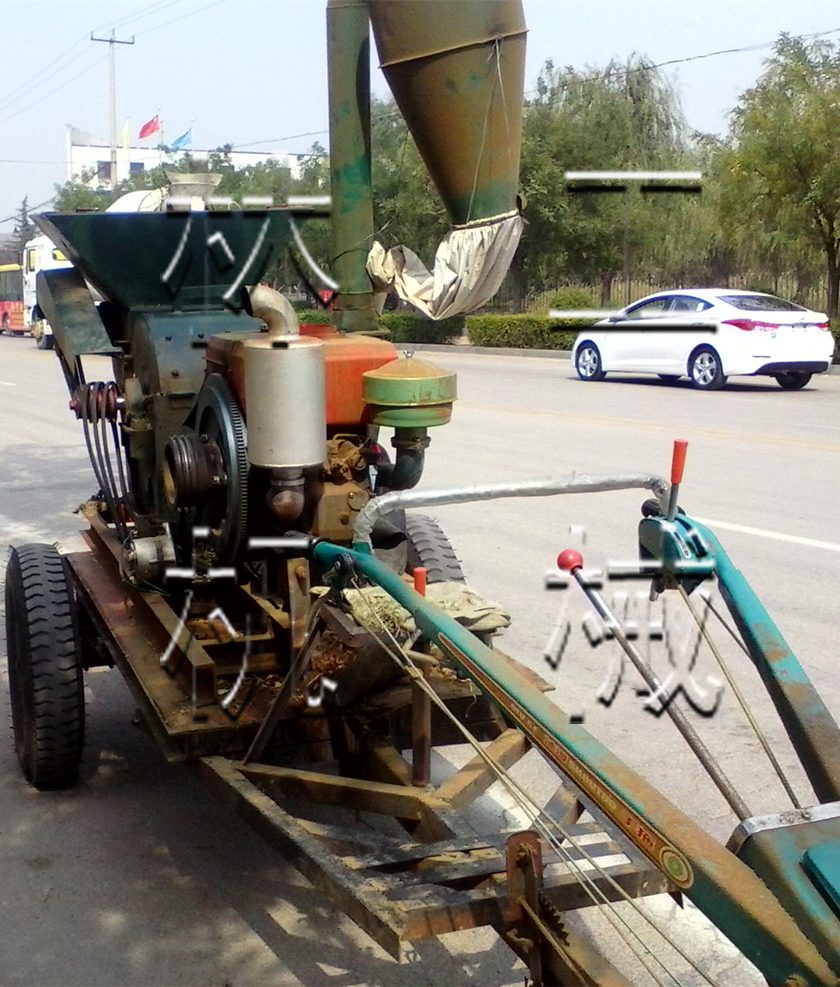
363,356,456,427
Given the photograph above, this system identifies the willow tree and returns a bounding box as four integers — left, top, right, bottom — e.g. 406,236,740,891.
519,54,693,303
724,34,840,316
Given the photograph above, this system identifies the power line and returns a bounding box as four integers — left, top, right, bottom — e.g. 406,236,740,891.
0,1,178,112
0,195,58,228
0,40,90,112
133,0,227,36
231,111,403,150
0,52,109,129
90,0,182,35
230,27,840,151
528,25,840,97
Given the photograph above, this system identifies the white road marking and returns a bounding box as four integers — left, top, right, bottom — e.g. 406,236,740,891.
0,380,17,386
693,516,840,552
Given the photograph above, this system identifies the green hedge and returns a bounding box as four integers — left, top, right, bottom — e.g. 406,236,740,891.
529,286,597,315
294,309,464,344
464,314,583,350
296,308,329,325
378,312,464,344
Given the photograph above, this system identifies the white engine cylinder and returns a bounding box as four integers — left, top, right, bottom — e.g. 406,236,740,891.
244,335,326,469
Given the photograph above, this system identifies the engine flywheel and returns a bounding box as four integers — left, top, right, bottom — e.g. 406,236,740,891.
193,373,248,565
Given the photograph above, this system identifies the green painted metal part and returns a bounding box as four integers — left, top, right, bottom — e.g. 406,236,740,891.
691,518,840,804
365,405,454,427
326,0,379,333
311,539,839,985
35,210,298,312
805,840,840,915
362,357,456,426
35,268,121,362
368,0,527,226
736,819,840,971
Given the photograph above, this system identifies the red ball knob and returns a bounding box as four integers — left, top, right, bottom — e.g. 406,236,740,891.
557,549,583,572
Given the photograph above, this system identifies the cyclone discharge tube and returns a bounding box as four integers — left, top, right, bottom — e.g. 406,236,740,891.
327,0,527,332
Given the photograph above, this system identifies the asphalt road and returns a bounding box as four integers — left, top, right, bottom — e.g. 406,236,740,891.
1,334,838,986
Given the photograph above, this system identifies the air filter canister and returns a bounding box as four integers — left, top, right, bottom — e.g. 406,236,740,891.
244,335,326,468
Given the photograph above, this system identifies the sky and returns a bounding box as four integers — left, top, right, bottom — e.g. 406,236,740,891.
1,0,839,230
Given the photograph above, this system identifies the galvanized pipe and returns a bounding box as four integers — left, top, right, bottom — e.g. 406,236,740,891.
353,472,670,548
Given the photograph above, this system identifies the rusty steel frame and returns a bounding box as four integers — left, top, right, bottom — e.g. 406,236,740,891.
64,517,675,986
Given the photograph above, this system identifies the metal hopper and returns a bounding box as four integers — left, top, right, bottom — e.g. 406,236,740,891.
35,208,300,312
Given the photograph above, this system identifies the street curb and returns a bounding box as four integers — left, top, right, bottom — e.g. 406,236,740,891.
396,342,840,373
396,343,572,360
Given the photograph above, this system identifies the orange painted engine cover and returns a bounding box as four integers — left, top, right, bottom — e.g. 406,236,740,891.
206,324,398,428
300,324,398,426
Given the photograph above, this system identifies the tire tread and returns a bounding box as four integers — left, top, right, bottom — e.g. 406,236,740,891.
405,514,465,584
5,544,85,789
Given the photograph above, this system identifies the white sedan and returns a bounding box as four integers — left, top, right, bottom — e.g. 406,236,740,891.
572,289,835,390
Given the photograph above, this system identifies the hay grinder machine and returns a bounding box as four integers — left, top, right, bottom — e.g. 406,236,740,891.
5,2,840,983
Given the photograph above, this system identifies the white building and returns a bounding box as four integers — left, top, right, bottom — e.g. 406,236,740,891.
66,125,307,188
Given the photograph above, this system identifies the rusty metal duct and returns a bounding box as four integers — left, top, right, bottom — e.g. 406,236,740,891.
367,0,526,227
365,0,527,320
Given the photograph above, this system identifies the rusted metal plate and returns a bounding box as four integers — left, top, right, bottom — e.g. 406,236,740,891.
82,517,217,705
67,550,264,756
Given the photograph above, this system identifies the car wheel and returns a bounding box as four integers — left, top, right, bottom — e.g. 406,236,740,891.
775,372,812,390
689,346,726,390
575,342,606,381
36,331,53,350
658,374,680,383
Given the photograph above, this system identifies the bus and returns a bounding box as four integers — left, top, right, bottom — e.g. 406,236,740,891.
23,235,73,349
0,263,24,335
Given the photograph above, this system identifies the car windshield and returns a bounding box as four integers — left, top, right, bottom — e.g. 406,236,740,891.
719,294,807,312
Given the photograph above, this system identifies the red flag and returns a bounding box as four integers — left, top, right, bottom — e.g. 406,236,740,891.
138,115,159,139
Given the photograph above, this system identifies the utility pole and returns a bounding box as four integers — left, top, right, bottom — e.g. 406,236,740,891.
90,30,135,190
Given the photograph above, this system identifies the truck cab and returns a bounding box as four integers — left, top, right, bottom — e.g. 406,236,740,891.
23,234,73,348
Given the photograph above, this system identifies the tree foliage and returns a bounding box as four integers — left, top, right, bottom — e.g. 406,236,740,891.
519,55,693,302
42,35,840,316
723,34,840,315
11,197,36,250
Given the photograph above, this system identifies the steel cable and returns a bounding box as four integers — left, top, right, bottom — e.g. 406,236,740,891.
346,572,717,987
678,584,802,808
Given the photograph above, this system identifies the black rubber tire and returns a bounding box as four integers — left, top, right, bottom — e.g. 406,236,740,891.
36,331,53,350
776,372,812,390
575,342,606,381
658,374,680,383
405,513,465,584
5,544,85,789
688,346,726,390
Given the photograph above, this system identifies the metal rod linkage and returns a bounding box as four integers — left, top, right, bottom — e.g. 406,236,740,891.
557,550,752,821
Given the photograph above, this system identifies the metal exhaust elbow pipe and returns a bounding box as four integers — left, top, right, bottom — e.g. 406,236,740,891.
248,284,300,338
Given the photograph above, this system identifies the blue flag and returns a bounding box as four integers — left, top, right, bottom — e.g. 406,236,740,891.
170,129,192,151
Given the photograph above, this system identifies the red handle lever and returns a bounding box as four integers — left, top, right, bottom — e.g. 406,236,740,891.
671,440,689,485
557,549,583,573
